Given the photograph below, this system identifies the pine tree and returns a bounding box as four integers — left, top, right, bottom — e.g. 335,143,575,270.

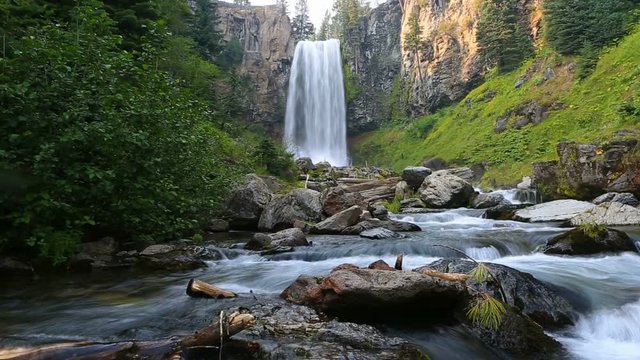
476,0,533,72
292,0,315,42
317,10,332,41
404,10,423,80
192,0,223,60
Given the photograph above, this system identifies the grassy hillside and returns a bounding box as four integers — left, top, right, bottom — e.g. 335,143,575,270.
352,26,640,186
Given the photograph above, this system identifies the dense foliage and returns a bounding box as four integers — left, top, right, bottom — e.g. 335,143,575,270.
545,0,639,55
0,0,291,264
476,0,534,72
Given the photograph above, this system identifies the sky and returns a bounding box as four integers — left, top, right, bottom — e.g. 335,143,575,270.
223,1,384,29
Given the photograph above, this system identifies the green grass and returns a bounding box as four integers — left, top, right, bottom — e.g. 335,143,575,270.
352,26,640,186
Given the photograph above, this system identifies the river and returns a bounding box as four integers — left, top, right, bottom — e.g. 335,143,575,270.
1,208,639,359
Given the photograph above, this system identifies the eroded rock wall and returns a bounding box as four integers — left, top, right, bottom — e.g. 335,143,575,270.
400,0,543,117
217,3,294,132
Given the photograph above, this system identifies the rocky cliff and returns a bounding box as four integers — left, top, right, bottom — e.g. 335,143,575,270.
345,0,403,135
217,3,294,132
400,0,543,117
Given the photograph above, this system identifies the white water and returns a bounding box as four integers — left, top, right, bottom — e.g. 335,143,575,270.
284,39,348,166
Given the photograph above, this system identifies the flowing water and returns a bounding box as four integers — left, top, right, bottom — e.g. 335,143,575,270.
284,39,348,166
1,205,640,359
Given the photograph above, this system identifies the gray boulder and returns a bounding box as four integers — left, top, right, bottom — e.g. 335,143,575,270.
401,166,432,190
424,259,575,328
514,200,595,223
419,171,475,209
311,206,363,234
225,174,273,230
247,228,309,250
442,167,477,183
471,193,508,209
400,198,426,209
517,176,533,190
259,189,323,231
569,202,640,226
341,218,421,235
368,202,390,220
360,228,406,240
592,192,640,207
395,180,410,200
542,227,638,255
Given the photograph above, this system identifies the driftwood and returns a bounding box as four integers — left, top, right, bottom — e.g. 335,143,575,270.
415,268,469,282
186,279,237,299
0,312,255,360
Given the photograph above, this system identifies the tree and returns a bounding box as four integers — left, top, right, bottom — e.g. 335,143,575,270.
317,10,332,40
292,0,315,41
404,10,423,80
476,0,533,72
545,0,638,55
192,0,223,61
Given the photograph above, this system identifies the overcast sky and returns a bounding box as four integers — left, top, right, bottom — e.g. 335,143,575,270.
221,1,385,29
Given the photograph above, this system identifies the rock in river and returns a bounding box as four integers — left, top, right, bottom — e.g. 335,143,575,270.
419,170,475,209
259,189,323,231
543,227,638,255
514,200,595,223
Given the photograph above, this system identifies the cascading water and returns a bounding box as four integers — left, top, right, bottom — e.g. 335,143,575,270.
284,39,348,166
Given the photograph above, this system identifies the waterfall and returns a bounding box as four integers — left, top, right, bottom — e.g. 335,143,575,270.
284,39,348,167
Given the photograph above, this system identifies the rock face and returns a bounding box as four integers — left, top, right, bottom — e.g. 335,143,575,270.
216,3,294,129
533,139,640,200
542,227,638,255
399,0,543,117
259,189,323,231
514,200,595,223
419,170,475,208
225,174,273,230
569,202,640,226
425,259,575,328
344,0,403,134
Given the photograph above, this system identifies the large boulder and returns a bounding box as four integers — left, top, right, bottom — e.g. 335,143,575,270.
137,241,219,271
419,171,475,209
592,192,640,207
401,166,432,190
259,189,323,231
423,259,576,328
341,218,421,235
282,265,561,358
311,206,364,234
246,228,309,250
441,167,477,183
244,302,426,359
514,200,595,223
321,185,366,216
471,193,508,209
542,227,638,255
225,174,273,230
70,237,118,271
569,202,640,226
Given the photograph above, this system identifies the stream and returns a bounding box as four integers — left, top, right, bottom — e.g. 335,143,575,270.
1,207,639,359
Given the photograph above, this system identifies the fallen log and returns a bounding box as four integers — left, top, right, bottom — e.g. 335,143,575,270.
337,178,374,184
0,312,255,360
186,279,237,299
415,268,469,282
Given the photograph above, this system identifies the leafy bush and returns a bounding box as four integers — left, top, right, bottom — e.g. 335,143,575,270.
0,1,245,263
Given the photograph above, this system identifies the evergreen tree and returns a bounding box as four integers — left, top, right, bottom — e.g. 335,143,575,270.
317,10,332,41
292,0,315,41
276,0,288,15
476,0,533,72
404,11,423,80
545,0,638,55
192,0,223,61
